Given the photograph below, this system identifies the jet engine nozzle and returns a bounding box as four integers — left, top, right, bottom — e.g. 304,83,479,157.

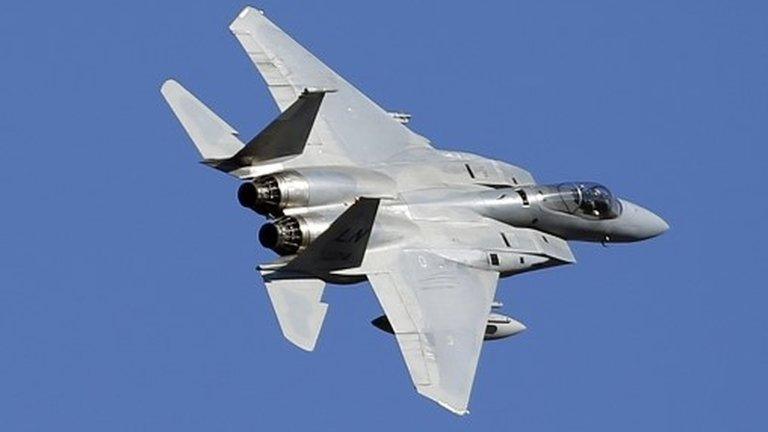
237,171,309,215
238,176,281,215
258,216,307,255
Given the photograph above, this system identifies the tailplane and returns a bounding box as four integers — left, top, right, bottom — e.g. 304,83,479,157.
160,80,244,159
263,277,328,351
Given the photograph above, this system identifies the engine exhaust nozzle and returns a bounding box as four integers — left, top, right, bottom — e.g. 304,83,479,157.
237,176,281,215
258,216,304,255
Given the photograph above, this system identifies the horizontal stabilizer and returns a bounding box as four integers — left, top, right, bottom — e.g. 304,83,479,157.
205,89,330,172
160,80,244,159
284,198,380,274
264,277,328,351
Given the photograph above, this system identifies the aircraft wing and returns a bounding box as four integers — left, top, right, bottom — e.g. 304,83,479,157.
367,250,499,415
229,7,432,166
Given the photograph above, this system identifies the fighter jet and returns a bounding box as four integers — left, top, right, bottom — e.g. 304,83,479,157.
161,7,669,415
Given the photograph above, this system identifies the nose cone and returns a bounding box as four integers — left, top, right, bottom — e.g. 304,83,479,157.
610,200,669,242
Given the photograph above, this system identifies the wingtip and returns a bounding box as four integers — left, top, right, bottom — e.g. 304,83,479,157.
230,6,267,32
417,386,471,416
160,79,179,94
237,6,265,19
287,336,318,352
437,400,470,416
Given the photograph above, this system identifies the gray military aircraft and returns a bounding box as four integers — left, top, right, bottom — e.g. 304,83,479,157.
161,7,669,415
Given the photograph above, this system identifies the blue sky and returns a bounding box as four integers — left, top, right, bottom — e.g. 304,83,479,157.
1,0,766,430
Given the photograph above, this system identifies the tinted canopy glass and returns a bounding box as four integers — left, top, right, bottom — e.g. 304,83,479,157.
542,182,622,220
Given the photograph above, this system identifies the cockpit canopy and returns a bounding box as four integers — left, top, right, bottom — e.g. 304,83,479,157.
542,182,622,220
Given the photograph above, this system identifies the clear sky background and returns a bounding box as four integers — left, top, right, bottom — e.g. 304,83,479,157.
2,0,766,430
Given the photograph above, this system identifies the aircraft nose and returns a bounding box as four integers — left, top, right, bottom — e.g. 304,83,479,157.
613,200,670,241
640,209,669,238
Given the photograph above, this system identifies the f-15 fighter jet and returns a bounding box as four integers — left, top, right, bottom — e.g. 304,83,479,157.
161,6,668,415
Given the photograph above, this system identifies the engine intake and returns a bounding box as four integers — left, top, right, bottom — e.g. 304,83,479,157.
258,216,307,255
